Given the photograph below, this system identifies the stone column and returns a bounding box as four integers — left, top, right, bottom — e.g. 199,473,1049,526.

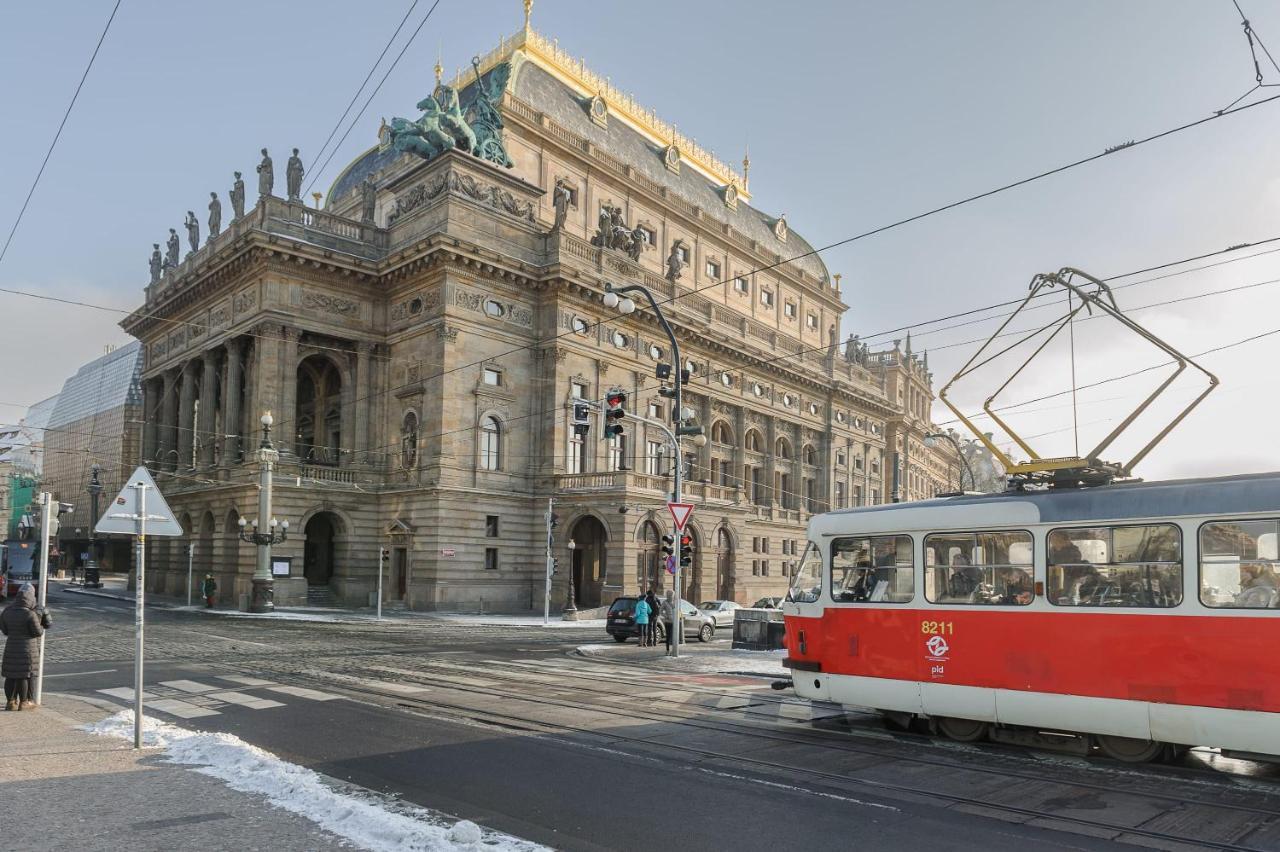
248,323,280,439
339,352,356,468
353,341,372,465
160,369,179,470
177,362,196,469
277,326,300,457
222,337,242,465
142,377,159,466
198,351,218,468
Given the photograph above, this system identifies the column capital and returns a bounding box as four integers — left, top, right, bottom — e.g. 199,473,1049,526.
355,339,374,355
281,325,302,342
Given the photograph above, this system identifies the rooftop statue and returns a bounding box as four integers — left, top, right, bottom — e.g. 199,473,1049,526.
551,179,572,231
389,94,455,160
184,210,200,254
208,192,222,239
230,171,245,219
436,83,477,155
286,148,305,201
165,229,180,267
466,58,514,167
149,244,162,284
360,177,377,225
257,148,274,198
666,240,684,283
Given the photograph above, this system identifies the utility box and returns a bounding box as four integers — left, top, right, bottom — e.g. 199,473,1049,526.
732,608,786,650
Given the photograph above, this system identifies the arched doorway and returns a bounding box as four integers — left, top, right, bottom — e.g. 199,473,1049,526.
304,513,338,586
716,527,734,600
568,515,606,608
636,520,660,594
297,356,343,465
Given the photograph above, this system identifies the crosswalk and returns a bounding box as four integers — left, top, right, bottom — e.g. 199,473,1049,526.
96,676,340,720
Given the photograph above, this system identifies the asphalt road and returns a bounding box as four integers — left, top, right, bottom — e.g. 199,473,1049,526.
33,585,1280,851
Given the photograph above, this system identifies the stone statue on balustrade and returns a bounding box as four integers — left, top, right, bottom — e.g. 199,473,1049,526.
230,171,245,219
184,211,200,254
828,325,839,358
666,240,685,283
360,177,377,225
208,192,222,239
286,148,304,201
593,205,612,247
257,148,274,198
465,58,513,167
844,333,859,364
165,229,180,267
608,207,632,251
551,180,572,231
149,244,162,284
628,225,647,262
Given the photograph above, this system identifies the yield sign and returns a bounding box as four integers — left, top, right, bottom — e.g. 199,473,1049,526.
95,466,185,537
667,501,694,531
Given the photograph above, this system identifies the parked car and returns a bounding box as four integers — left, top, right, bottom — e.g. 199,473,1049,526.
751,596,784,610
697,600,741,628
605,596,716,643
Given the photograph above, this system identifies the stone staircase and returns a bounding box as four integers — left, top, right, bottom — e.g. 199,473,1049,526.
305,585,340,609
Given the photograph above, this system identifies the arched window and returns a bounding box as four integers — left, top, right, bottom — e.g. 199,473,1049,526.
803,444,817,466
745,430,763,453
776,438,792,460
480,416,501,470
297,356,343,466
711,421,734,445
401,411,419,469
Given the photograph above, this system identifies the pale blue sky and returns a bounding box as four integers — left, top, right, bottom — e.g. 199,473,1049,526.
3,0,1279,479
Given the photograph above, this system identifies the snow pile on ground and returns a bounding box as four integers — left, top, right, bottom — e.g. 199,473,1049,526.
426,613,606,628
651,648,789,676
85,711,547,852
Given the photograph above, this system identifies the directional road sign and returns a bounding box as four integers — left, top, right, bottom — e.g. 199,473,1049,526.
667,501,694,531
95,466,185,537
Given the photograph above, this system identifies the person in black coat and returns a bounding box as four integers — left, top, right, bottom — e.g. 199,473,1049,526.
2,583,51,710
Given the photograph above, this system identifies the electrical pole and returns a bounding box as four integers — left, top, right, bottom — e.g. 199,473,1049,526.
33,493,52,704
377,546,384,620
186,542,194,607
543,497,553,626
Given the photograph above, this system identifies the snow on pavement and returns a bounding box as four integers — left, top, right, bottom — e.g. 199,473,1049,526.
577,644,789,676
85,711,548,852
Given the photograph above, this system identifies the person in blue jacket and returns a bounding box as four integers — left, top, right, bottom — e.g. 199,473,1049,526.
632,593,651,645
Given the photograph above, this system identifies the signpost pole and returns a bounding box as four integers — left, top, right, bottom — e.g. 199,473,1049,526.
134,481,147,750
186,542,194,608
377,546,384,620
33,493,52,704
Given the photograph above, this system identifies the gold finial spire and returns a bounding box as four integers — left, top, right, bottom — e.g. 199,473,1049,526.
742,145,750,191
434,45,444,85
523,0,533,31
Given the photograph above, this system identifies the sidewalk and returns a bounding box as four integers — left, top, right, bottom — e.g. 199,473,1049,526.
0,694,349,851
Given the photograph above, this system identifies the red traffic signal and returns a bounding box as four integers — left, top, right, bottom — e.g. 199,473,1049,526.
604,388,627,439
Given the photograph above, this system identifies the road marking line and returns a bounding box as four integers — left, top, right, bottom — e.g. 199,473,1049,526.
148,698,221,719
161,679,217,693
264,685,340,702
218,676,275,687
206,690,286,709
99,687,155,701
46,668,117,678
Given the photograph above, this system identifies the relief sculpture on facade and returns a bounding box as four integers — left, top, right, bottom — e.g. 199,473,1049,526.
302,290,360,318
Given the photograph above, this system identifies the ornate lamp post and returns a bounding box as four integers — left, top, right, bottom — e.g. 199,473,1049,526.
238,412,289,612
565,538,577,614
925,431,976,492
84,464,103,587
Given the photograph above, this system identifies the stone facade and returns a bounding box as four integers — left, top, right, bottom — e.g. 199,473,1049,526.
120,23,955,611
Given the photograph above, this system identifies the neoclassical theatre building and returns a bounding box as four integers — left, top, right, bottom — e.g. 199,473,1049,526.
121,13,957,611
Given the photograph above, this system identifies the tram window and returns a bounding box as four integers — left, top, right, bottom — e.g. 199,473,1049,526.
1200,520,1280,609
1047,524,1182,608
830,535,914,603
924,531,1033,605
790,542,823,603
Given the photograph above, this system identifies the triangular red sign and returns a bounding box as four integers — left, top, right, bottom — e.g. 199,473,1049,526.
668,502,694,531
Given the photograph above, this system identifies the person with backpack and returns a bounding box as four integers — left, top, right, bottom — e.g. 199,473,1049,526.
201,573,217,608
644,589,661,646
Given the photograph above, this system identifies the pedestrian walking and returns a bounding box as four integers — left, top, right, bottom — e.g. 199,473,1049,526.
633,593,651,645
201,573,217,608
2,583,50,710
661,589,679,651
644,589,661,646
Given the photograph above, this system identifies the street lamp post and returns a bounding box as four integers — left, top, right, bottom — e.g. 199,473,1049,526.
565,538,577,614
602,281,704,658
84,464,103,587
238,412,289,612
925,431,975,492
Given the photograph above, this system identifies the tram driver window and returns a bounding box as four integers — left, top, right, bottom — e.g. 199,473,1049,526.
924,531,1033,605
1200,519,1280,609
1047,524,1182,607
830,535,914,603
790,542,823,603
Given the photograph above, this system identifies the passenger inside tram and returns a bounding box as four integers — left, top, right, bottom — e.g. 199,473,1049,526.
831,535,913,603
1046,525,1182,607
1199,520,1280,608
1236,562,1279,607
925,531,1033,605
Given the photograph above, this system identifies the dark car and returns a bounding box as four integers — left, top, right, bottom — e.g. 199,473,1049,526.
605,596,716,643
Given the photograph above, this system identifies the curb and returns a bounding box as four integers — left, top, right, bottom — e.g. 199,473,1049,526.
59,587,175,609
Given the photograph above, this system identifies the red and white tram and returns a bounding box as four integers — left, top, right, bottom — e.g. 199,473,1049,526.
782,472,1280,762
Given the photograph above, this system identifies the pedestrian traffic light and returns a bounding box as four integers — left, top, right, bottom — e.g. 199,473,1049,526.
571,402,591,438
680,533,693,569
661,534,674,560
604,388,627,439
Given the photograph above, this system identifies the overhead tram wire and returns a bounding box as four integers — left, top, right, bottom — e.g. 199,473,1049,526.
304,0,446,198
305,0,423,186
0,0,123,267
267,91,1280,443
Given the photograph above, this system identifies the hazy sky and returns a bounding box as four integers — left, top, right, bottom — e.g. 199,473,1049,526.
3,0,1279,481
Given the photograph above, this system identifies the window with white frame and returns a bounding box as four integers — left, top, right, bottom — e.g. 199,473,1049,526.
734,277,749,294
571,380,588,399
646,440,666,476
705,259,721,279
607,433,628,471
806,313,818,330
760,289,774,307
480,416,501,470
483,367,501,386
784,301,796,319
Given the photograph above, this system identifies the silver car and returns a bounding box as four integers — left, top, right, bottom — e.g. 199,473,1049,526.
698,600,741,628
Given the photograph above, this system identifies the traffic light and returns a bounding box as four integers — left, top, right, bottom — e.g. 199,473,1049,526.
552,557,559,575
680,533,693,570
571,402,591,438
380,548,390,560
661,534,674,560
604,388,627,440
550,512,560,530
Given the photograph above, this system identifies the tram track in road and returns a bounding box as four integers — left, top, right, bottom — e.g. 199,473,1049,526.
227,654,1280,851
